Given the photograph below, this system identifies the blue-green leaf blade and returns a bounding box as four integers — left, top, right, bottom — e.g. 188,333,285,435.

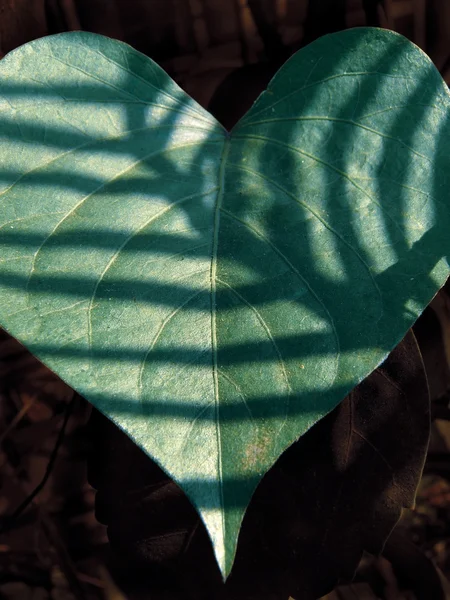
0,27,449,578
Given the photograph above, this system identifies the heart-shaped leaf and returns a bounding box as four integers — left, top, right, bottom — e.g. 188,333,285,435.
0,28,449,577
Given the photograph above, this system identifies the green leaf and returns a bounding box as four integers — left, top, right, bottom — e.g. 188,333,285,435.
0,28,449,578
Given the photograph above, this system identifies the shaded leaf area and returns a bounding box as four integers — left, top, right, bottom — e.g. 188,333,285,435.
1,28,450,575
88,330,430,599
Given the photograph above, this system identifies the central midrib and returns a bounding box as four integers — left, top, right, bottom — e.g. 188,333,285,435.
210,133,231,548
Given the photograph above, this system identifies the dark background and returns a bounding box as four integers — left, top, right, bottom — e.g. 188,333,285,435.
0,1,450,599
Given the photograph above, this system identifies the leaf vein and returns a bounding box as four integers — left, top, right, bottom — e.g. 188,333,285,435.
180,399,216,455
352,429,396,478
85,46,216,126
26,144,218,292
42,50,217,126
234,134,403,234
236,71,418,126
219,208,340,384
229,161,383,318
217,277,291,403
237,116,429,163
137,288,205,394
217,368,255,424
0,125,223,201
210,138,231,542
0,212,66,231
86,187,218,354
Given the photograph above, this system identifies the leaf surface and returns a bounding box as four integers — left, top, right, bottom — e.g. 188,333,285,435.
0,28,449,576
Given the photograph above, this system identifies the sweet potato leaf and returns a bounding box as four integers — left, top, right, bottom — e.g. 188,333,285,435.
0,28,449,577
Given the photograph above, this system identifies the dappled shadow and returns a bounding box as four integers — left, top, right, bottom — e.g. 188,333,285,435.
0,27,449,575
